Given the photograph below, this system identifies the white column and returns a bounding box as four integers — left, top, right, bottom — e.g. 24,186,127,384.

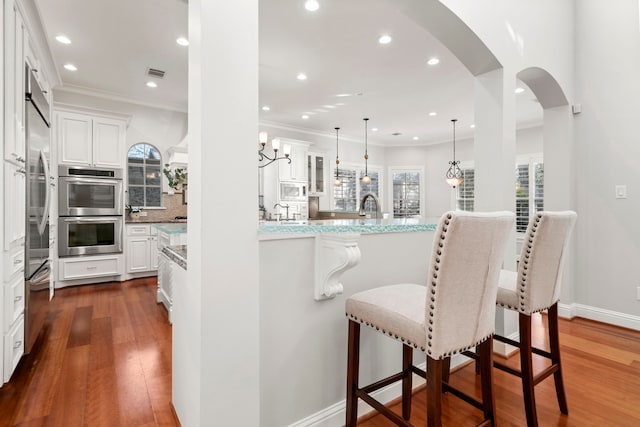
173,1,260,426
543,105,577,307
474,68,518,354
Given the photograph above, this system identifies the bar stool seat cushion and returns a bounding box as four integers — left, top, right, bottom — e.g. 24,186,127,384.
497,269,519,310
346,284,427,351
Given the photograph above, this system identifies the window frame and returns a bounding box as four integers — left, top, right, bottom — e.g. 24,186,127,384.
127,142,164,209
515,153,544,234
388,166,425,218
330,162,384,213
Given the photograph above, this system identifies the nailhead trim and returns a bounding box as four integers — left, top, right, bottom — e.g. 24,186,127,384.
345,313,426,352
516,213,542,313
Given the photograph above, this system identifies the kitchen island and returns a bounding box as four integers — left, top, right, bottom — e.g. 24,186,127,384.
257,217,443,426
152,224,187,323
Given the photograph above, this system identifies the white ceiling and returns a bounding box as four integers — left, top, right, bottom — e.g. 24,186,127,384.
35,0,542,146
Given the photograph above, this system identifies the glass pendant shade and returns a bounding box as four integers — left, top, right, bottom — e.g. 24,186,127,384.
446,119,463,188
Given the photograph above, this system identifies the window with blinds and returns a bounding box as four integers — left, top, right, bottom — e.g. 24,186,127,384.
392,171,421,217
456,168,475,212
516,159,544,232
332,168,380,213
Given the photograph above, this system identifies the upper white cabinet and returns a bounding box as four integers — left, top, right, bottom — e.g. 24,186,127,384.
307,152,326,195
278,141,308,182
3,0,26,166
56,110,126,169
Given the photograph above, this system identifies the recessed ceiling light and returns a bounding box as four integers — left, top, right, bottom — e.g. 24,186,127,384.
429,112,437,116
413,136,419,140
371,128,379,132
146,81,158,88
262,106,270,111
304,0,319,12
427,57,440,66
378,34,392,45
470,124,476,128
335,93,352,97
302,114,310,119
176,37,189,46
55,35,71,44
63,64,77,71
297,73,307,80
515,87,525,94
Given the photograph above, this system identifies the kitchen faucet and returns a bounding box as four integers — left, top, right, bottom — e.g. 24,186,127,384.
358,192,381,219
274,203,290,221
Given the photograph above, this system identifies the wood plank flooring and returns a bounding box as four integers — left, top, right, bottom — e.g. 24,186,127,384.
358,314,640,426
1,278,639,426
0,278,178,427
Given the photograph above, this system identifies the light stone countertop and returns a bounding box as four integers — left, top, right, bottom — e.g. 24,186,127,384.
161,245,187,270
258,217,437,236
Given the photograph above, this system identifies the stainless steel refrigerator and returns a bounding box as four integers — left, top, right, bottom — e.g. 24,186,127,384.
24,64,52,354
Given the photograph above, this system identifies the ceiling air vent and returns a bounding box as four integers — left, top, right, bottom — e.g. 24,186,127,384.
391,132,402,136
146,68,166,79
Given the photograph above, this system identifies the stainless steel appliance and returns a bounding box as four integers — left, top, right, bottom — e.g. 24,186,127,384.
25,64,52,354
58,216,123,257
58,165,123,216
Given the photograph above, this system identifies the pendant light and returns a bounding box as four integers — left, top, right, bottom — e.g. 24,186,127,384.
361,118,371,184
334,127,341,186
445,119,463,188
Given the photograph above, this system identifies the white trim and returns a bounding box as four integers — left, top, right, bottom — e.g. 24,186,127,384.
260,120,385,147
288,355,468,427
558,303,640,331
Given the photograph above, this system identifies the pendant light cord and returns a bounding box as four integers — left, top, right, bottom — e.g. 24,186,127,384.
452,118,457,162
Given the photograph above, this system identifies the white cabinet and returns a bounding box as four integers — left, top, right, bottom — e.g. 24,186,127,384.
3,163,26,250
307,152,326,195
56,110,126,169
3,315,24,383
278,142,308,182
125,224,159,276
3,0,26,166
58,255,122,281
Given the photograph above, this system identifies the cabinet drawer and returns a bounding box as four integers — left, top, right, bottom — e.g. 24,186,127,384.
4,244,25,281
4,275,25,331
4,315,24,382
60,256,120,280
127,225,150,236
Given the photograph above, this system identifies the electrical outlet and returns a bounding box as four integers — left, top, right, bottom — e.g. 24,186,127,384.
140,211,148,217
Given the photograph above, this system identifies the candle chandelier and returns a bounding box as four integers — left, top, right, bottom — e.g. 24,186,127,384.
361,118,371,184
334,127,341,186
258,131,291,168
445,119,463,188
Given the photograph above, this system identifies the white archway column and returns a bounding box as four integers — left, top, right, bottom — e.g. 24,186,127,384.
173,1,260,426
474,68,518,354
543,106,577,308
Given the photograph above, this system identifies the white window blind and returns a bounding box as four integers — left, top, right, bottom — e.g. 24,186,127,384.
392,171,421,217
456,168,475,212
128,143,163,207
332,167,381,213
516,159,544,232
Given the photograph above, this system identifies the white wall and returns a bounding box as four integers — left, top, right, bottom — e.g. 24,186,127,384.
573,0,640,315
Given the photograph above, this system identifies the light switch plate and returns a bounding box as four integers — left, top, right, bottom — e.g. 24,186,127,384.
615,185,627,199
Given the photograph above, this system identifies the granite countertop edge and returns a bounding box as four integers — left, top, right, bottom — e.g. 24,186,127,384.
161,245,187,270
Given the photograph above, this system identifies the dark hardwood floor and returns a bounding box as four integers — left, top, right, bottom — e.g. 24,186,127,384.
1,278,639,426
0,278,178,427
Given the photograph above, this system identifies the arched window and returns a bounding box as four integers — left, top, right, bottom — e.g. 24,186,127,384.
127,143,162,207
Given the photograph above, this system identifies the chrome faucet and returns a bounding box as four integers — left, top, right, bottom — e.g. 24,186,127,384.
274,203,290,221
358,192,380,219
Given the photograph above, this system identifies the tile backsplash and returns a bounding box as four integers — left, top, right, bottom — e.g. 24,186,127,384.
132,193,187,222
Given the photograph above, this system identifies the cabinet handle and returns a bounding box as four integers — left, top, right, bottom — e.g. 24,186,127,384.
14,258,23,265
16,156,25,163
86,266,97,270
14,340,22,349
14,295,22,302
17,168,26,174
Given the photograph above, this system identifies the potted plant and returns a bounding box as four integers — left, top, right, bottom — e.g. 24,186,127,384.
163,164,188,193
126,205,141,220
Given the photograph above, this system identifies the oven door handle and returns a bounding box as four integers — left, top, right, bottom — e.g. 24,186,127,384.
59,177,121,186
62,217,120,222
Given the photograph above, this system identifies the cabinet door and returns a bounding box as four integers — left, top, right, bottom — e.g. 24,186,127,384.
92,118,125,168
278,144,308,181
149,236,159,270
4,163,26,250
58,112,92,166
4,2,26,165
126,237,151,273
307,153,326,195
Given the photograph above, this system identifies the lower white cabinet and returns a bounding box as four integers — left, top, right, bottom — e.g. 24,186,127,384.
58,255,122,281
125,224,159,275
3,315,24,383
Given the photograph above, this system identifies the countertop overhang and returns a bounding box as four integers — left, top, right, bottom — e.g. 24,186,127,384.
259,217,437,237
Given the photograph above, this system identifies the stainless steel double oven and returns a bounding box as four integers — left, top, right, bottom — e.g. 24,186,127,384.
58,166,124,257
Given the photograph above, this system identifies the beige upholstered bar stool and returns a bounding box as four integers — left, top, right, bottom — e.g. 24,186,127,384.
492,211,577,427
345,210,515,427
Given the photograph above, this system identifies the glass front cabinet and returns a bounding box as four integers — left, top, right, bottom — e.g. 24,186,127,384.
307,153,325,195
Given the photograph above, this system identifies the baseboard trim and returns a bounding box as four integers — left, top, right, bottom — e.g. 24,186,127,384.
558,302,640,331
287,355,468,427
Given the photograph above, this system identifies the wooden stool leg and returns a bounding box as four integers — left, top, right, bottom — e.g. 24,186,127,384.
441,357,451,388
477,338,496,424
519,313,538,427
426,356,443,427
548,303,568,414
346,320,361,427
402,344,413,420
